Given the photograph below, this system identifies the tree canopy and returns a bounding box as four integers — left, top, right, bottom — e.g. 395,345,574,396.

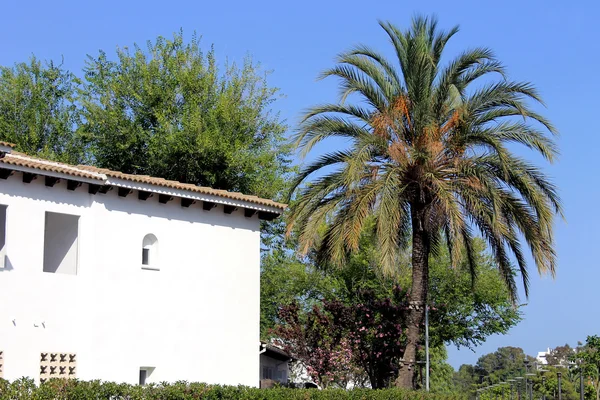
81,33,291,198
0,32,291,201
0,57,83,164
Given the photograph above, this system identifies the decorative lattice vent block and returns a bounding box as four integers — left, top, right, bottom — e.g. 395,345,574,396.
40,353,76,383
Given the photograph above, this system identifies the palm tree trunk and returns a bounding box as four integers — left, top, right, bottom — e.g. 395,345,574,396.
396,205,430,389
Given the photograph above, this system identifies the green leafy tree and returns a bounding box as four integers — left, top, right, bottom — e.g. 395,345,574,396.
456,347,584,400
81,31,291,199
400,239,522,350
474,346,535,385
547,344,575,367
577,335,600,400
0,57,83,163
530,367,579,400
414,346,456,393
287,16,561,388
453,364,478,394
260,247,341,338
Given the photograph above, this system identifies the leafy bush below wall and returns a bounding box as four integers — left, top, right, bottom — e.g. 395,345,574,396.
0,378,467,400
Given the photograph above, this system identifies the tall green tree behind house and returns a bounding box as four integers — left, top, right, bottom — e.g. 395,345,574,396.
0,57,84,164
287,16,561,388
260,245,341,337
0,32,291,202
81,32,291,199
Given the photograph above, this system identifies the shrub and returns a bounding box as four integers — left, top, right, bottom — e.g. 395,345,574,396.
0,378,467,400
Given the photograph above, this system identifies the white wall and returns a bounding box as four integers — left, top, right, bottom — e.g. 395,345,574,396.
0,173,261,386
0,205,6,269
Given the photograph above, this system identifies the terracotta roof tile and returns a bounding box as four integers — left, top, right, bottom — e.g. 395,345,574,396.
0,152,105,181
0,152,286,211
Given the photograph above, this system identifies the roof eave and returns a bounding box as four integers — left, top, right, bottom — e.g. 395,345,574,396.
105,177,284,214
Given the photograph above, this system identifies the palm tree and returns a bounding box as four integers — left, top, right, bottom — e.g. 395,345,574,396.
287,16,562,388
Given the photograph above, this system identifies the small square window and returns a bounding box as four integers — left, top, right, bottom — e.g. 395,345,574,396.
142,248,149,265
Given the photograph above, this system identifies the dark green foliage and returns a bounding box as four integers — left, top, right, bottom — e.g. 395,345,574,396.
0,57,84,164
260,245,341,338
452,346,535,398
474,346,535,385
402,240,522,350
418,347,455,393
453,346,592,400
81,32,291,199
0,378,468,400
452,364,476,394
576,335,600,400
478,365,581,400
0,32,291,203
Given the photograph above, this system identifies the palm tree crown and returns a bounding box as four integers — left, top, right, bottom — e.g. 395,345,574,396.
289,16,561,299
287,16,562,387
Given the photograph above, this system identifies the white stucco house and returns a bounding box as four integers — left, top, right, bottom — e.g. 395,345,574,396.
536,348,550,366
0,142,285,386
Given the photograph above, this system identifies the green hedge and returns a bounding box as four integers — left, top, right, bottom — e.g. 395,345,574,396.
0,378,467,400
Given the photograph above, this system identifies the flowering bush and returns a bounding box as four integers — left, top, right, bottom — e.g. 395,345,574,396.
272,287,410,389
272,302,360,387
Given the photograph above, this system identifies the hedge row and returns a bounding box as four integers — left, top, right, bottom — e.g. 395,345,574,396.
0,378,467,400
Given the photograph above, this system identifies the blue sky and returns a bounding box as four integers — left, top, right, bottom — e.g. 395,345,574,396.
1,0,597,369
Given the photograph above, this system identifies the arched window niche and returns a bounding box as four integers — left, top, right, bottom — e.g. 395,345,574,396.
141,234,159,270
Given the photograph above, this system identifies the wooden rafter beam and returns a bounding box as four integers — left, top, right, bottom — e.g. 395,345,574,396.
45,176,60,187
138,191,153,201
88,184,101,195
203,201,217,211
224,205,237,214
258,211,278,221
181,198,195,208
0,169,12,180
67,180,81,191
118,187,132,197
158,194,173,204
22,173,37,184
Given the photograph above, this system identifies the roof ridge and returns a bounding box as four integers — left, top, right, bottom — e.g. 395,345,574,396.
9,153,107,179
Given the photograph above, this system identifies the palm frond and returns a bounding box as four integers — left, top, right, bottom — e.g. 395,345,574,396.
288,17,561,308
